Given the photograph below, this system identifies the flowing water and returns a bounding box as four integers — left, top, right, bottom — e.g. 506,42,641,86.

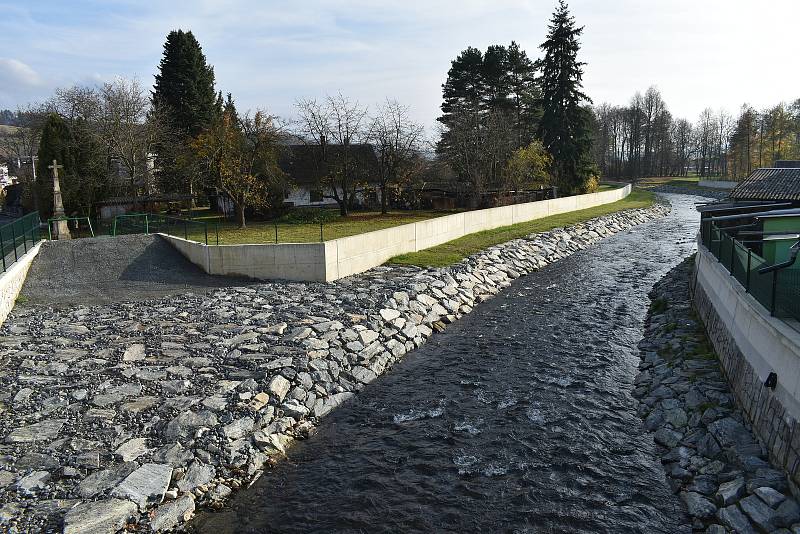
194,194,705,534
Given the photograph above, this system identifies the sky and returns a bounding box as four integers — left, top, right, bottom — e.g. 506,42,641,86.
1,0,799,133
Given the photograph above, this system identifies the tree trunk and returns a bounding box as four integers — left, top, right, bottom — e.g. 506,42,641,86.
236,203,246,229
380,183,388,214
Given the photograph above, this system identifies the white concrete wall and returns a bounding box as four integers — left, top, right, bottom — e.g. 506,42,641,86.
698,179,737,190
328,184,630,279
0,242,42,326
695,243,800,417
160,235,329,282
164,185,631,282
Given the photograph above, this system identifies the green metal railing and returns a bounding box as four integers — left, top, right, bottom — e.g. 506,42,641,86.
111,213,218,245
0,212,42,272
47,216,95,240
701,219,800,322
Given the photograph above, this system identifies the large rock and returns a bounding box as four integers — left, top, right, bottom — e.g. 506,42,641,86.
164,410,218,439
122,344,146,362
654,428,682,448
16,470,50,493
717,505,756,534
63,499,137,534
707,418,756,451
177,462,215,493
715,477,746,506
681,491,717,519
739,494,779,531
115,437,151,462
78,462,139,498
268,375,291,402
5,419,64,443
379,308,401,322
223,417,254,440
149,495,195,532
112,463,172,510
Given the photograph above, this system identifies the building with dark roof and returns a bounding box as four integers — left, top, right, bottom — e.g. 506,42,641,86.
731,162,800,204
279,144,379,207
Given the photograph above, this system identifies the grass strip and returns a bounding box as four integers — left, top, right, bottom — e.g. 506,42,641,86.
388,189,656,268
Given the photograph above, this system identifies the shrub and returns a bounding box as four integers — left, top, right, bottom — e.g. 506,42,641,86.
278,208,339,224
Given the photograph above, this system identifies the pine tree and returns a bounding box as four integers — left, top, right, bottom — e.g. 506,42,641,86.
537,1,594,193
437,43,539,202
152,29,217,194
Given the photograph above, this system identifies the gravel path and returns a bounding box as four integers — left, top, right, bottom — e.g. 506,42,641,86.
19,234,253,306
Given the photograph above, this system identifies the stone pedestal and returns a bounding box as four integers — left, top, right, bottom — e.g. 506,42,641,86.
51,219,71,240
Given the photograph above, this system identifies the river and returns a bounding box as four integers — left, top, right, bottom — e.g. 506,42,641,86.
193,194,705,534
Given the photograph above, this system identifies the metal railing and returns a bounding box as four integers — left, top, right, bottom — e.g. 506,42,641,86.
0,212,42,272
111,213,218,245
701,219,800,322
47,216,95,240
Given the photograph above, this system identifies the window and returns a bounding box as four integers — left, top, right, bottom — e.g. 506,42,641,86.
310,189,323,203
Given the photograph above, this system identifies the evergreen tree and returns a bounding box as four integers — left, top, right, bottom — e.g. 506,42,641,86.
537,1,594,193
36,113,107,217
36,113,75,217
437,43,539,202
152,29,217,194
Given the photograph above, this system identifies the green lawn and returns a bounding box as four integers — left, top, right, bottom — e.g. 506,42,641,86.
179,210,462,244
388,189,656,267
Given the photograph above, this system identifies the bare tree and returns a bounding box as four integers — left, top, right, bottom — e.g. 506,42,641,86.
368,100,424,213
98,78,169,196
295,94,369,216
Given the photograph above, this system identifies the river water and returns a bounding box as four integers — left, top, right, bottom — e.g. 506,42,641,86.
194,194,705,534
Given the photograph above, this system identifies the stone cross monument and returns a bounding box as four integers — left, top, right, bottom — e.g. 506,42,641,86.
48,159,71,240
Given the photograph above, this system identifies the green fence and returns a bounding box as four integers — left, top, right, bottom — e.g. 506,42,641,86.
701,219,800,322
0,212,42,272
111,213,217,245
47,216,95,240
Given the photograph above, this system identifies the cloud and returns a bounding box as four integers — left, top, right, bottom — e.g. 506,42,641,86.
0,58,42,87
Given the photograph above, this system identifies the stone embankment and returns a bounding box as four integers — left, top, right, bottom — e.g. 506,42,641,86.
0,201,669,533
635,259,800,533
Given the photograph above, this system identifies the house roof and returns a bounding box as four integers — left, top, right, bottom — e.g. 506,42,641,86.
731,168,800,201
279,144,378,186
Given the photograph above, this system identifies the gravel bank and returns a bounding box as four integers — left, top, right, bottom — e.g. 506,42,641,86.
635,258,800,533
1,201,669,533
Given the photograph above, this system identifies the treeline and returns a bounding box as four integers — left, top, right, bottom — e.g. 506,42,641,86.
592,86,800,181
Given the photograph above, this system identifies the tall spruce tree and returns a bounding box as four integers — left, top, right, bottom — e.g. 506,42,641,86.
537,1,594,194
152,29,217,194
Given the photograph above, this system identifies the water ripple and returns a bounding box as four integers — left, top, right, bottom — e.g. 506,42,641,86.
194,194,701,534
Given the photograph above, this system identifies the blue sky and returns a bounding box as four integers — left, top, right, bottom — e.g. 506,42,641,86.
2,0,799,131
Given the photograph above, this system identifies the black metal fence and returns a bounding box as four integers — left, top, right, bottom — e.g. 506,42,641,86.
0,212,42,272
701,220,800,322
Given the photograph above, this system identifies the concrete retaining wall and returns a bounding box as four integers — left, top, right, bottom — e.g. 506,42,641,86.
693,242,800,484
163,185,631,282
0,242,42,325
698,179,737,190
